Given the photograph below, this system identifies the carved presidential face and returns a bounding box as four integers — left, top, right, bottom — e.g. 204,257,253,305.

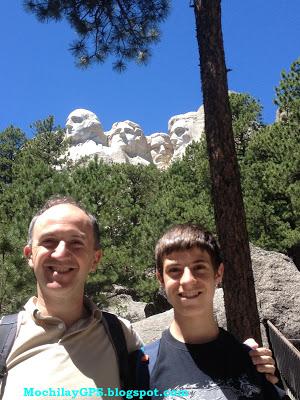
65,109,107,145
169,120,192,152
66,109,100,137
108,121,148,158
147,133,174,168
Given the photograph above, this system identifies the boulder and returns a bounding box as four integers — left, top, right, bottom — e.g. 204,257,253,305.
103,294,147,323
144,286,172,317
133,309,174,344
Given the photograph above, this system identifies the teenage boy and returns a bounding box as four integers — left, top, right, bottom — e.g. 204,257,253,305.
150,223,283,399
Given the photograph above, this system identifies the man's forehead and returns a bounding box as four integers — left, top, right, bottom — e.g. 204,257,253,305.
34,204,91,229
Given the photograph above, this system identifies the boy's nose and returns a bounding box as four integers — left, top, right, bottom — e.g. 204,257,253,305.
180,266,196,285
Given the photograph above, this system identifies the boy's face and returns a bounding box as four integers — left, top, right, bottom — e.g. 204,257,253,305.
157,246,223,319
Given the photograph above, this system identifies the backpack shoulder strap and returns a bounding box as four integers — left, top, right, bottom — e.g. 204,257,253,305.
102,311,129,390
0,313,18,379
131,339,161,394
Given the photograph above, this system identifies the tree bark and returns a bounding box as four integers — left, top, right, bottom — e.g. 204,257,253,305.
193,0,262,343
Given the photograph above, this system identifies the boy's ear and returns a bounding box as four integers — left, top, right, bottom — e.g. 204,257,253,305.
23,245,33,268
215,262,224,285
156,271,164,286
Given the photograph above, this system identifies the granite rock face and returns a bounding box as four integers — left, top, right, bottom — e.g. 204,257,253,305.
133,246,300,345
107,120,152,165
168,106,205,161
103,293,147,323
147,132,174,170
64,107,205,168
66,109,107,146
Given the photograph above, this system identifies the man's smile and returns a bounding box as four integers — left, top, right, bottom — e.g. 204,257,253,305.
46,265,76,274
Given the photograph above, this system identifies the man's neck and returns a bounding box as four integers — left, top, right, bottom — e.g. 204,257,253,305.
36,290,88,328
170,312,219,344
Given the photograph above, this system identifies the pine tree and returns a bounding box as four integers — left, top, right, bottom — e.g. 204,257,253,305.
24,0,170,70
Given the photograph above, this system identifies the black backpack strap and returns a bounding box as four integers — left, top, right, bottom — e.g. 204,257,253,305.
131,339,161,393
102,311,130,391
0,313,19,399
0,314,18,379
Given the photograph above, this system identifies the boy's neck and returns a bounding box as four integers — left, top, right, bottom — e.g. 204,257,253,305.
170,313,219,344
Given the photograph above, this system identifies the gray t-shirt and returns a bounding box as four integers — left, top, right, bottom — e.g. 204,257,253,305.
150,328,281,400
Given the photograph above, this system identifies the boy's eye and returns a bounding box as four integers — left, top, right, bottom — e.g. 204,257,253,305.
193,264,206,273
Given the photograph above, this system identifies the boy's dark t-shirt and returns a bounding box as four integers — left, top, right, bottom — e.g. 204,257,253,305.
150,328,281,399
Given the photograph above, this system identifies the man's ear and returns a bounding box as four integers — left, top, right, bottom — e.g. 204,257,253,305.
91,249,102,272
156,270,164,286
23,245,34,268
215,262,224,285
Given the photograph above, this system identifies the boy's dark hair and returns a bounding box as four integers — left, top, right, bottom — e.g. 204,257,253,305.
27,195,101,250
155,223,222,274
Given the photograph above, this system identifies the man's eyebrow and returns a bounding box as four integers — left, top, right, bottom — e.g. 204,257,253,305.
38,232,86,240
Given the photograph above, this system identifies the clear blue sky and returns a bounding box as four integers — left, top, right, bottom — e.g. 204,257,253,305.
1,0,299,138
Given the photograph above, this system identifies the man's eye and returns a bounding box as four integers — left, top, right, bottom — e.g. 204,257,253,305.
41,239,57,247
70,240,84,247
168,267,181,274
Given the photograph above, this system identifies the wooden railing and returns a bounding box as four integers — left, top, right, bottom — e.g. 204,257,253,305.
266,320,300,400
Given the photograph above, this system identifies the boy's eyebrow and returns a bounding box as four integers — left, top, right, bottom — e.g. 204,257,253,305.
166,258,209,266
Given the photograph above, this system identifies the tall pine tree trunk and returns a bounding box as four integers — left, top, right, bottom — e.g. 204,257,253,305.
193,0,262,343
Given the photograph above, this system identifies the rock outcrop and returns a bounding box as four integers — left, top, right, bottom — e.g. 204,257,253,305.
103,293,147,323
66,109,107,146
64,107,205,168
133,245,300,344
168,106,205,161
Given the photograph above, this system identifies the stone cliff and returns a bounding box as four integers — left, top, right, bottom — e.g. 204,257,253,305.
64,107,205,169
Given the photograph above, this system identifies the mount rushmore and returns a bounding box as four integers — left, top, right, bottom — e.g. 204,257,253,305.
65,107,205,169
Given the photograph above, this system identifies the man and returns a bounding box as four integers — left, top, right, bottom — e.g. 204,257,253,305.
1,198,277,399
2,196,142,399
149,223,283,399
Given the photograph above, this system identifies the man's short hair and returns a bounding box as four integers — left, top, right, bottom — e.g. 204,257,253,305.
155,223,222,275
27,196,101,249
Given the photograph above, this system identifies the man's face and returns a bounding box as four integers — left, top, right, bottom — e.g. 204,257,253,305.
24,204,101,298
157,247,223,319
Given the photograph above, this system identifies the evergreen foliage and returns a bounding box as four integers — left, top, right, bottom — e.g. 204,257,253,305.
274,58,300,123
0,126,27,187
24,0,170,70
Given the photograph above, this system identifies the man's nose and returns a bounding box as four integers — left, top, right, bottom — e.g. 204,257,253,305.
180,266,196,285
52,241,69,258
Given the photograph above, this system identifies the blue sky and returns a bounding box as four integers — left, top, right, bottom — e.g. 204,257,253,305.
1,0,299,138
